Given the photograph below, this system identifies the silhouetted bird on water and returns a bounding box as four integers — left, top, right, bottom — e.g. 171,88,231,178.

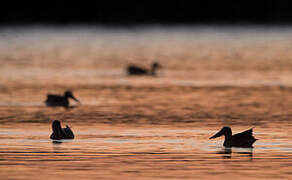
209,127,257,148
127,62,162,76
45,91,80,108
50,120,74,140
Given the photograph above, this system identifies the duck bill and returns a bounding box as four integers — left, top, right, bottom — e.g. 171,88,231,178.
70,95,80,103
209,131,223,139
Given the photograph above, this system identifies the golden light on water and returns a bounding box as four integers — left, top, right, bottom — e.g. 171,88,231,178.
0,25,292,179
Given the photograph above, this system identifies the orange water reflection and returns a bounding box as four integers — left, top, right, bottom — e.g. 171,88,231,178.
1,26,292,179
0,124,292,179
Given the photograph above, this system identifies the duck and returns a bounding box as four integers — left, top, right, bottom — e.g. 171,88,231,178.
45,91,80,108
209,127,257,148
127,62,162,76
50,120,74,140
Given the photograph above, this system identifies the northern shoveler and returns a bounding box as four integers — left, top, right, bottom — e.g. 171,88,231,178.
209,127,257,148
45,91,80,108
50,120,74,140
127,62,162,76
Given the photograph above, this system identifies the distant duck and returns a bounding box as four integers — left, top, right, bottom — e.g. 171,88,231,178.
50,120,74,140
45,91,80,108
127,62,162,76
209,127,257,148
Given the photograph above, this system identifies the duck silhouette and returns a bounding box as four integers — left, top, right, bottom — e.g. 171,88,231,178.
45,91,80,108
127,62,162,76
50,120,74,140
209,127,257,148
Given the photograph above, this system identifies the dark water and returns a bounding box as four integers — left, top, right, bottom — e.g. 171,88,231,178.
1,25,292,179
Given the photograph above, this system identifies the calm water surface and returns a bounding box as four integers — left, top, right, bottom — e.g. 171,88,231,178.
1,124,292,179
1,25,292,179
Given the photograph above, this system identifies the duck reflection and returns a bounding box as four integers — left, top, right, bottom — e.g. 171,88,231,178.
216,147,253,160
216,147,232,159
52,140,63,144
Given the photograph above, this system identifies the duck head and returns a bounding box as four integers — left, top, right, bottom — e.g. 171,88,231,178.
209,127,232,139
151,62,162,75
64,91,80,103
52,120,63,136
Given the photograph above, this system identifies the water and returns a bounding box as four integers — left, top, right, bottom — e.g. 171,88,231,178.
1,124,292,179
1,25,292,179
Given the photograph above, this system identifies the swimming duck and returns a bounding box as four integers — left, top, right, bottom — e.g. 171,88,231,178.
209,127,257,148
45,91,80,108
50,120,74,140
127,62,162,76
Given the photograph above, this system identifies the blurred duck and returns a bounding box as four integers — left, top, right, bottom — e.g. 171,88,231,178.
127,62,162,76
50,120,74,140
45,91,80,108
209,127,257,148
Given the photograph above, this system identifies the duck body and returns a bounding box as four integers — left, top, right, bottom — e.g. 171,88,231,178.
46,94,69,107
127,62,162,76
45,91,79,108
50,120,74,140
210,127,257,148
127,65,148,75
